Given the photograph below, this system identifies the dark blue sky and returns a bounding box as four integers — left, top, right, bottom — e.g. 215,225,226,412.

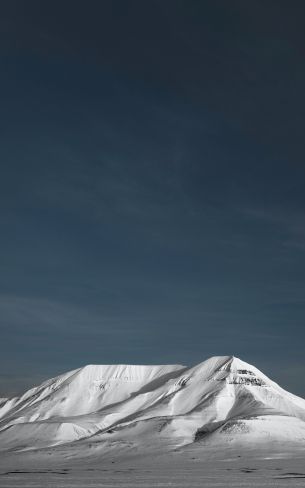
1,1,305,397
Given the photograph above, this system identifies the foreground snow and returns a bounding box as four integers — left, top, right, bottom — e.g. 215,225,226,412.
1,355,305,462
1,444,305,487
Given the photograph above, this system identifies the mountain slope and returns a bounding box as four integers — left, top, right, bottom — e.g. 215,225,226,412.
1,356,305,455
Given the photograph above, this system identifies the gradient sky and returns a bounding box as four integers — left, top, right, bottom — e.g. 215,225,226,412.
1,1,305,397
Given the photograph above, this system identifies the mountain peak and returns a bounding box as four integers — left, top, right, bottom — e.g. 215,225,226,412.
1,355,305,456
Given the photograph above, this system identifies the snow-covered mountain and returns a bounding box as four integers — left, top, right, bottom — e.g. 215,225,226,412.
1,356,305,456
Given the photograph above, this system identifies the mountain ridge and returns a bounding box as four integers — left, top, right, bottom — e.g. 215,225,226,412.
1,355,305,456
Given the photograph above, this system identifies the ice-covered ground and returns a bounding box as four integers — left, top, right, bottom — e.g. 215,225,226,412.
1,356,305,486
1,445,305,487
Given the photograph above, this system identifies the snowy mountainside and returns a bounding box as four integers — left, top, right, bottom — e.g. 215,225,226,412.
1,356,305,455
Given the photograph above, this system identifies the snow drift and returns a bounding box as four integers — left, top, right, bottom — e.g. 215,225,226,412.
1,356,305,455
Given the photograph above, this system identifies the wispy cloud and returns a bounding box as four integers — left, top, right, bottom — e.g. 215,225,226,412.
0,293,142,338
